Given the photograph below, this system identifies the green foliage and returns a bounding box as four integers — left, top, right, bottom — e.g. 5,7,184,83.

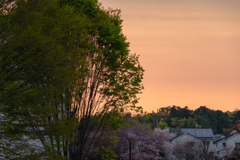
170,117,201,128
49,0,144,159
164,106,194,127
222,128,232,137
179,117,201,128
230,110,240,124
194,106,231,133
59,0,98,16
158,106,171,121
96,133,118,160
158,122,169,129
104,111,129,131
0,0,89,158
1,0,145,158
134,106,236,134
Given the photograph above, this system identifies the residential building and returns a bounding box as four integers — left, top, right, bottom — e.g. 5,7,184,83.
169,128,215,160
213,132,240,159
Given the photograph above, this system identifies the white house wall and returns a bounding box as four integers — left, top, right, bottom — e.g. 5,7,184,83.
207,140,216,154
214,134,240,159
170,134,204,160
226,134,240,151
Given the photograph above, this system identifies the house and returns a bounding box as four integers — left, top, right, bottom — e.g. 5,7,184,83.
167,128,240,159
213,132,240,159
169,133,204,160
169,128,216,159
170,128,215,150
169,132,204,145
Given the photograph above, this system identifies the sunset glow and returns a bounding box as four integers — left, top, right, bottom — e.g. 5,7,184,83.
100,0,240,112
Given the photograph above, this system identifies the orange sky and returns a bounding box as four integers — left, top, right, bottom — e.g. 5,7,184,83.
99,0,240,112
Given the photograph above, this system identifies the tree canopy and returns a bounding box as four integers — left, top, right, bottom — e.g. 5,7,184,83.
0,0,144,159
130,105,236,134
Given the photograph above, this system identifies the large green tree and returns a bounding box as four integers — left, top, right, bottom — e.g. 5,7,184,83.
194,106,231,134
0,0,144,159
164,106,193,127
0,0,91,159
194,106,215,129
230,110,240,124
58,1,144,159
170,117,201,128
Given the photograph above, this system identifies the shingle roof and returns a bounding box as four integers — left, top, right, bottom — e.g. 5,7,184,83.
169,133,199,142
180,128,214,138
169,128,214,138
213,133,239,144
169,128,215,139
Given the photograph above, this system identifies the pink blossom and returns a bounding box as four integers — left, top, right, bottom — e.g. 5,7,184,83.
115,124,177,160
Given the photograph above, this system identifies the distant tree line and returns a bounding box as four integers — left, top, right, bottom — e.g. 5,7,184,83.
127,106,240,135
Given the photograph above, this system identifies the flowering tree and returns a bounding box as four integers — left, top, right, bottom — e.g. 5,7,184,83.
227,147,240,160
173,139,203,160
115,124,177,160
231,120,240,133
223,120,240,159
172,139,215,160
154,128,177,140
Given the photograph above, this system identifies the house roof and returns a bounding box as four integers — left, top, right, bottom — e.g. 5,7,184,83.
214,134,225,139
169,128,215,139
213,137,225,144
180,128,214,139
213,133,240,144
169,133,200,142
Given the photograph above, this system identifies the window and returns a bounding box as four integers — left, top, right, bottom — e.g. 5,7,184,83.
223,142,226,147
205,141,209,146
